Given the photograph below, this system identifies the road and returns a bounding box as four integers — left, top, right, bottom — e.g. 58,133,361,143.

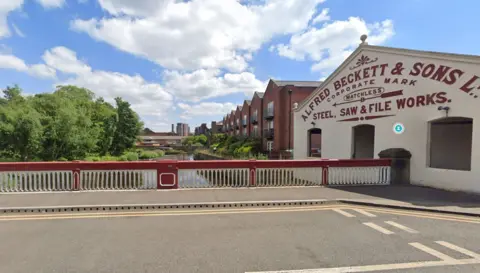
0,204,479,273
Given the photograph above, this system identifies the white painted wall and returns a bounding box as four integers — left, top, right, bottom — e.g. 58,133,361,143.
294,45,480,193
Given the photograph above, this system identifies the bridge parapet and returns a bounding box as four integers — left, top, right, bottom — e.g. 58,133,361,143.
0,159,391,192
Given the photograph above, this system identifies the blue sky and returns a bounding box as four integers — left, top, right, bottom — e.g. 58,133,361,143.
0,0,478,132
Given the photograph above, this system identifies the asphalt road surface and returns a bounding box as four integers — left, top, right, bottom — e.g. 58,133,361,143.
0,204,479,273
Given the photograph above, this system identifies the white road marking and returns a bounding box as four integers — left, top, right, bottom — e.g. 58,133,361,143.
245,259,480,273
384,221,419,233
247,242,480,273
436,241,480,259
352,209,376,217
332,209,355,218
363,222,394,235
409,242,456,261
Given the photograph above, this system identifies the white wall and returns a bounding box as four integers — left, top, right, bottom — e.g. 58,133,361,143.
294,47,480,193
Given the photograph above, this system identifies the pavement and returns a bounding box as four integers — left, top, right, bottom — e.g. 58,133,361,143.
0,203,479,272
1,185,480,216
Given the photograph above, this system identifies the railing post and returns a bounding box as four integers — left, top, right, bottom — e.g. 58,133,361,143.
72,169,80,191
322,165,329,186
249,159,256,187
157,160,178,190
72,160,81,191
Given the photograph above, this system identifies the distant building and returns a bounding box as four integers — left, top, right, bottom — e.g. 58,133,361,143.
176,123,190,136
194,123,208,135
136,128,184,147
211,121,223,134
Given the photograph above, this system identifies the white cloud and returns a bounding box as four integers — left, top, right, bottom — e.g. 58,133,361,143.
71,0,325,72
43,47,174,118
0,54,27,70
272,17,394,76
35,0,65,9
312,8,330,24
177,101,237,119
42,47,91,75
28,64,57,79
12,23,25,37
163,69,266,102
0,53,56,79
0,0,24,38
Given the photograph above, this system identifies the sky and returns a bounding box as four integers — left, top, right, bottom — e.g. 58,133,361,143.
0,0,478,133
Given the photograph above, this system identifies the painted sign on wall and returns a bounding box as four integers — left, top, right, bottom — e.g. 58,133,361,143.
301,55,480,123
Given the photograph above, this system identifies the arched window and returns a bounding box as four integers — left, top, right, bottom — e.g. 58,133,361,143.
428,117,473,171
308,128,322,157
352,124,375,159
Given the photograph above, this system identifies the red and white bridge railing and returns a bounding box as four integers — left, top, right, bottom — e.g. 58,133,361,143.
0,159,391,192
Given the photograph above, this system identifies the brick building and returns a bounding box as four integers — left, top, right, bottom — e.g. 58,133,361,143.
249,92,264,138
241,100,251,137
207,79,321,158
211,121,223,134
234,106,242,135
229,110,235,136
262,80,321,158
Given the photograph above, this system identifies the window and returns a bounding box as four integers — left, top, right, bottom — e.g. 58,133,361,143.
267,141,273,151
243,114,247,124
267,120,274,129
428,117,473,171
253,125,258,137
267,101,274,116
352,124,375,159
253,110,258,118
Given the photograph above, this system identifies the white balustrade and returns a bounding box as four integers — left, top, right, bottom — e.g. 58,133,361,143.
328,166,391,185
0,171,73,192
255,168,323,187
80,170,157,190
178,168,249,188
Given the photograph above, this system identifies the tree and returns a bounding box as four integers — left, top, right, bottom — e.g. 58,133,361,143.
0,91,42,161
194,134,207,146
0,84,145,161
110,97,143,156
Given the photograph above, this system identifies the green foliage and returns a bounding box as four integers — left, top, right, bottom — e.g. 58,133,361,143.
206,134,266,159
125,152,139,161
182,134,207,147
165,149,185,155
139,150,164,159
0,85,144,162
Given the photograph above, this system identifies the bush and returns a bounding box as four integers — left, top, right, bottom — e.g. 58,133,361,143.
124,152,139,161
155,150,165,157
119,155,128,161
58,157,68,162
101,155,120,161
165,149,185,155
85,156,101,162
139,151,159,160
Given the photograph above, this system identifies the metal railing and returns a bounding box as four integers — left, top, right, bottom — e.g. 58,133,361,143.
0,159,392,192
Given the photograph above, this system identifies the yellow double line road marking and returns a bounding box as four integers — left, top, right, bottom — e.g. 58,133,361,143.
0,204,478,223
0,205,342,221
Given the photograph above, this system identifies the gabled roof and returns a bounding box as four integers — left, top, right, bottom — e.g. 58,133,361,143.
295,40,480,112
254,91,264,99
271,79,322,88
236,106,243,111
244,100,251,106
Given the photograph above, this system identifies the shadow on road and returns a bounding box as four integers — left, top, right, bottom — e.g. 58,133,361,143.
330,185,480,208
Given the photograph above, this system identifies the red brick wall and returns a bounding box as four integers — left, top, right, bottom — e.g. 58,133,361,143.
250,93,263,139
262,84,317,154
235,107,242,136
241,101,250,137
